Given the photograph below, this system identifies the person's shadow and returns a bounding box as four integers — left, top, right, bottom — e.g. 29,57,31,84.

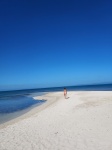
66,97,70,99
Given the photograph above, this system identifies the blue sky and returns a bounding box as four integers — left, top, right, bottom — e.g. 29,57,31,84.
0,0,112,90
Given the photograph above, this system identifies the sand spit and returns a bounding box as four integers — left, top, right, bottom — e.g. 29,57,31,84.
0,91,112,150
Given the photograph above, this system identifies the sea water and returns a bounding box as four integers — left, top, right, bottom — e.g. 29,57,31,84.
0,90,46,124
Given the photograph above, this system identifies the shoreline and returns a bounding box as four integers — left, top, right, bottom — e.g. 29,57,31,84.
0,92,63,129
1,91,112,129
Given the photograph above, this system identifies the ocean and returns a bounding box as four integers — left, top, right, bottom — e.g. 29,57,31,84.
0,84,112,124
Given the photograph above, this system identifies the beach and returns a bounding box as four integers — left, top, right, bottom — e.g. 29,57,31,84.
0,91,112,150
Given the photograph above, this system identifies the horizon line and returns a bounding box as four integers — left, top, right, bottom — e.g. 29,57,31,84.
0,83,112,92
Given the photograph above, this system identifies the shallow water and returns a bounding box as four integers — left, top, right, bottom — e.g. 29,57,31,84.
0,95,46,113
0,93,46,124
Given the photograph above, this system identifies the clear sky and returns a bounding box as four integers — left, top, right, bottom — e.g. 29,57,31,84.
0,0,112,90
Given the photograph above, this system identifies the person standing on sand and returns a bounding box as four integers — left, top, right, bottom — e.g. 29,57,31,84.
64,88,67,99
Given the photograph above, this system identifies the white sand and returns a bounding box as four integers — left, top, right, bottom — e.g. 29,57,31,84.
0,91,112,150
